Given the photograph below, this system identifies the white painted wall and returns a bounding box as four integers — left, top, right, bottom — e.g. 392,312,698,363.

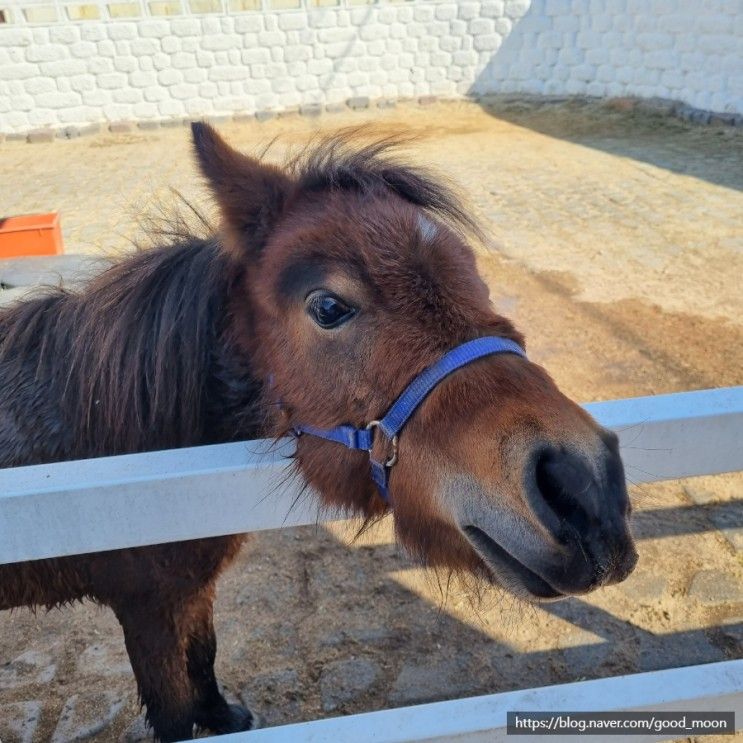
0,0,741,135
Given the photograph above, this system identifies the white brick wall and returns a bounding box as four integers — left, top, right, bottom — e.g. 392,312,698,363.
0,0,741,135
474,0,743,115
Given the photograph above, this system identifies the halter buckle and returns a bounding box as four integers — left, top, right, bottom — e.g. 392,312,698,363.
365,420,398,467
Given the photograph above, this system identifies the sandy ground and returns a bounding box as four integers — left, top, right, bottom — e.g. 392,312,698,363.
0,99,741,742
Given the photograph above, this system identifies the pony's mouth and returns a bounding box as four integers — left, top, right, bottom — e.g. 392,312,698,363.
462,525,564,601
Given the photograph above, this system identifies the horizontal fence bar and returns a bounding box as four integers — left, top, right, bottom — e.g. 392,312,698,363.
1,386,742,565
0,438,314,564
206,660,743,743
586,385,743,484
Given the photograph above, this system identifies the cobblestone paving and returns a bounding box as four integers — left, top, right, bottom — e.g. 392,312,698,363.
0,100,741,741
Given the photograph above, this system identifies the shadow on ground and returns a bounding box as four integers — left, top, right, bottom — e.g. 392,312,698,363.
216,500,743,729
472,97,743,192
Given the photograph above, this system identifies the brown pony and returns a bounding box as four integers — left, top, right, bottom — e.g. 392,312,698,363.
0,125,637,741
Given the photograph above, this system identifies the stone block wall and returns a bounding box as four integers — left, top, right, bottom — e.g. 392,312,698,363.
0,0,741,135
473,0,743,116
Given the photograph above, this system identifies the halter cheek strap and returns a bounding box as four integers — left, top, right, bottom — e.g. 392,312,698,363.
293,336,526,503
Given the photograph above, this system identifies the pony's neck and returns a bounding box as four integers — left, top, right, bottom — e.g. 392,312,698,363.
203,325,266,444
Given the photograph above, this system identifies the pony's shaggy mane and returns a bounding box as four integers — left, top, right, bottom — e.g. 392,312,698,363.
0,238,262,465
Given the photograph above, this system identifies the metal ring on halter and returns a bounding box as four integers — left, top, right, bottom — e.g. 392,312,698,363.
365,420,399,467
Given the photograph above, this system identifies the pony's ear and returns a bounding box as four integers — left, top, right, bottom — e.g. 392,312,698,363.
191,122,293,255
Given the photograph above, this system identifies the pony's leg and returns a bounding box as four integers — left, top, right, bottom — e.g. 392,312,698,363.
112,598,196,742
188,588,256,733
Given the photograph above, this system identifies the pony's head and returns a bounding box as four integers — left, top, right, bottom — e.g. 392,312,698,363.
192,123,637,602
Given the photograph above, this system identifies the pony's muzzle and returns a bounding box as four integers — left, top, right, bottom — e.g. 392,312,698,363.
454,426,637,602
523,434,638,595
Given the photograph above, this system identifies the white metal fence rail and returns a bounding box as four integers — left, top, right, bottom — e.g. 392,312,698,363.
3,386,743,564
217,661,743,743
1,386,742,741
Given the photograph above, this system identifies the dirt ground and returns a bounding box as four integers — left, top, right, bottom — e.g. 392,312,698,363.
0,99,741,742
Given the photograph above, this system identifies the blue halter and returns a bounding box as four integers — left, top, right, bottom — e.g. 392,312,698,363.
294,336,526,503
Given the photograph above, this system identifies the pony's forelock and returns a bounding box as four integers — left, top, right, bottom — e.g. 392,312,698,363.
286,128,483,240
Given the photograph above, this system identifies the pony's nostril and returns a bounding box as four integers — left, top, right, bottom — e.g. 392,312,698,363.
534,449,592,536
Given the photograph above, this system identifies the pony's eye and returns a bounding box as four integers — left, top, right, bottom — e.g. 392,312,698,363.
306,291,356,329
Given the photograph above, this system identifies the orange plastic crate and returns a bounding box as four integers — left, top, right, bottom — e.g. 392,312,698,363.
0,213,63,259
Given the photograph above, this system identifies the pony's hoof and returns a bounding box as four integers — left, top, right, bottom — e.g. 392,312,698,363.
222,703,259,733
197,700,260,735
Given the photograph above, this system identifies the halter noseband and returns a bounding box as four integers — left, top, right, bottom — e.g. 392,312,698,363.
293,336,526,503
